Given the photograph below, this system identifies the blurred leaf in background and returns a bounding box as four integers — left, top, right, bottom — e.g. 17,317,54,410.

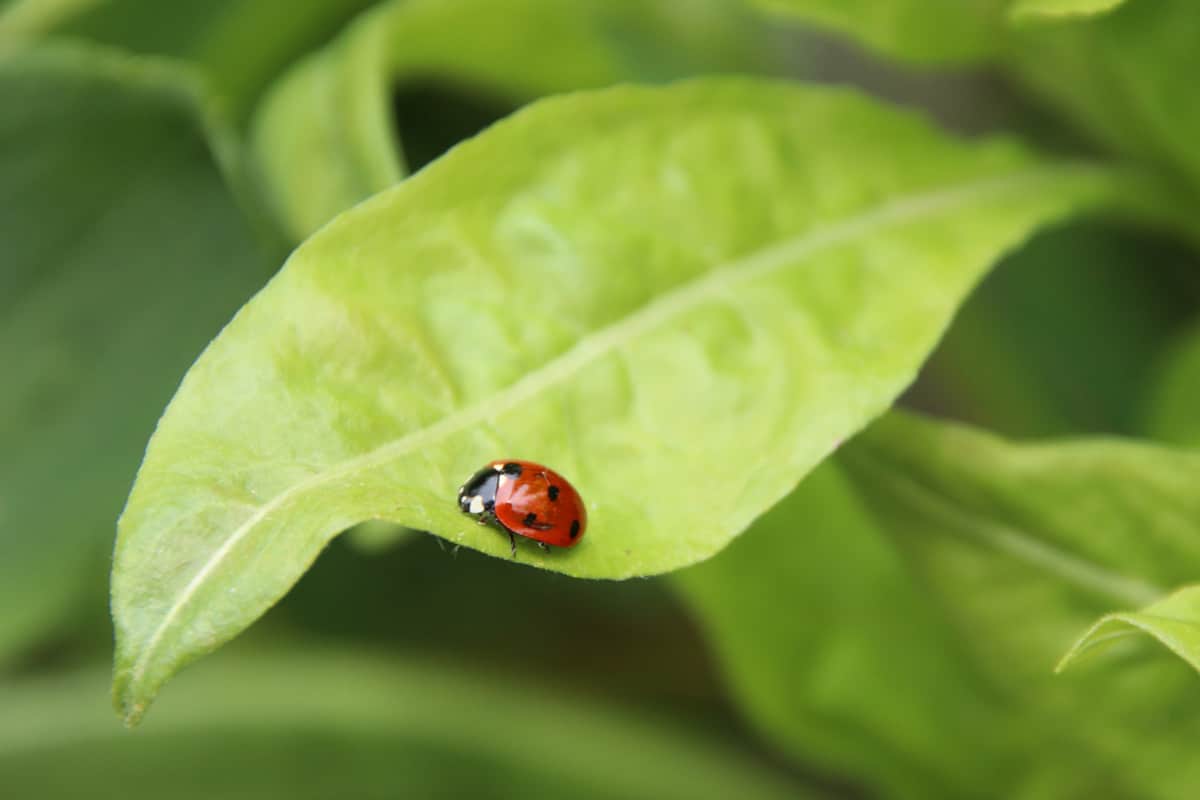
1009,0,1200,203
841,412,1200,797
0,43,267,664
751,0,1006,64
682,410,1200,798
1008,0,1128,23
913,219,1200,439
677,464,1018,800
0,647,816,800
250,0,779,241
1146,322,1200,446
0,0,380,120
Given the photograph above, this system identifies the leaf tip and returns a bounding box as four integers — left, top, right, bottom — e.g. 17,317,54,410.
1052,648,1081,675
112,663,150,728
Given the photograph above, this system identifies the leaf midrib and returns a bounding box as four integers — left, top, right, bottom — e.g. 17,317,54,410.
120,164,1095,707
845,443,1164,608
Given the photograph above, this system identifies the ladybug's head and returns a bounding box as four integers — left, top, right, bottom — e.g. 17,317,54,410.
457,466,500,517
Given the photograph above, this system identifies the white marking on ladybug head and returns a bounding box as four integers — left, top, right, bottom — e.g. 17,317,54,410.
493,464,505,472
468,495,485,515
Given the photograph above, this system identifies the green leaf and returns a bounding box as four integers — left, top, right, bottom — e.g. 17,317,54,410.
844,410,1200,690
676,464,1018,799
0,43,266,663
111,77,1113,724
1008,0,1200,200
0,0,379,119
1146,322,1200,447
685,413,1200,798
841,411,1200,796
751,0,1007,63
1009,0,1128,23
1057,584,1200,674
250,0,776,242
1,650,814,799
754,0,1200,225
843,410,1200,685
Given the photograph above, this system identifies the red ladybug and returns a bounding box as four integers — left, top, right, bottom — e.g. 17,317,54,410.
457,460,587,557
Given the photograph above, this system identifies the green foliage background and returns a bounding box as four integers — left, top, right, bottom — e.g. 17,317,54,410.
3,0,1200,797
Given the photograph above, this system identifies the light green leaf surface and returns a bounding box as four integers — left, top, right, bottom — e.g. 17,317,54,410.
251,0,775,242
1058,584,1200,674
677,464,1017,800
1,650,813,799
112,78,1113,723
751,0,1006,63
1009,0,1128,23
0,44,265,663
0,0,378,119
1146,323,1200,447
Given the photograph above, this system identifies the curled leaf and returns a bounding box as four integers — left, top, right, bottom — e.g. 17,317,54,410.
1057,584,1200,674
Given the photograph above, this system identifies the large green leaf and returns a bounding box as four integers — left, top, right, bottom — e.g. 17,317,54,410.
676,464,1018,800
0,650,814,799
684,411,1200,798
841,411,1200,796
844,411,1200,688
751,0,1006,63
250,0,775,242
111,78,1112,723
0,0,379,119
1058,584,1200,674
849,410,1200,796
0,44,266,663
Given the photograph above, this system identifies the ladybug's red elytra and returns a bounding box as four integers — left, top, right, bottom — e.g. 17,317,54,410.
457,460,586,557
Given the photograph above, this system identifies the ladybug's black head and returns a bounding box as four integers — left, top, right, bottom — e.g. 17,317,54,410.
457,466,500,516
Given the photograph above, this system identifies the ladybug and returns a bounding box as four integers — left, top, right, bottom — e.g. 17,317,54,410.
457,460,587,557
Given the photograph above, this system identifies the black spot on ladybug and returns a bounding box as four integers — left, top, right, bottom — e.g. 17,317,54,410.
547,485,560,501
569,519,580,539
523,512,538,526
502,462,523,475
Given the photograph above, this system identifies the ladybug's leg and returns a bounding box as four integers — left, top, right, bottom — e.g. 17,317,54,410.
508,530,517,559
536,542,550,552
